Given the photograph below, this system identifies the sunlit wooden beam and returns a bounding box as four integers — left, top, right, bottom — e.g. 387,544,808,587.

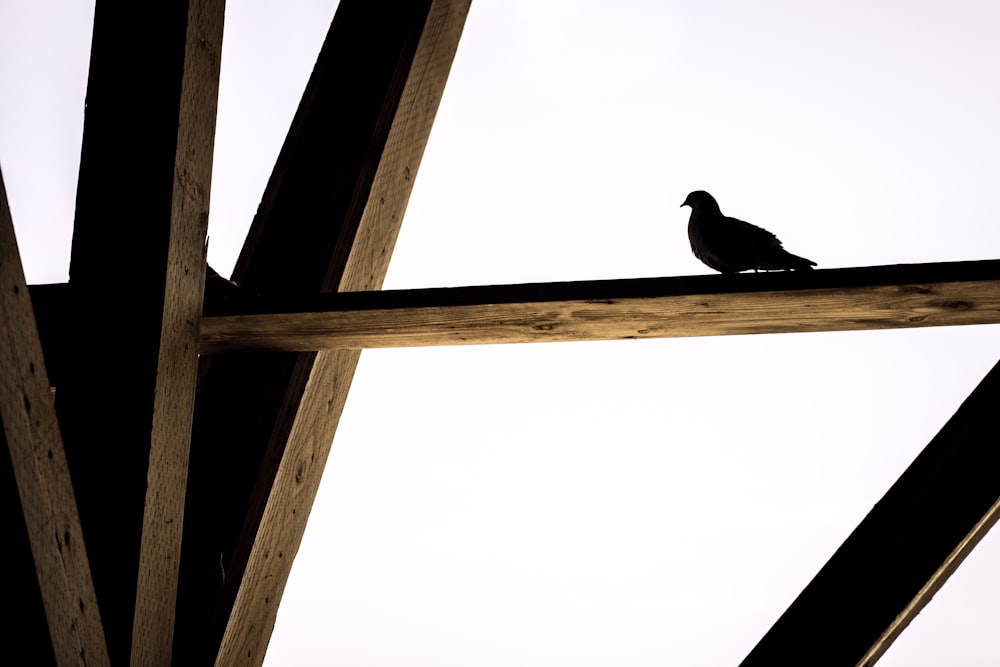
0,167,109,665
200,260,1000,352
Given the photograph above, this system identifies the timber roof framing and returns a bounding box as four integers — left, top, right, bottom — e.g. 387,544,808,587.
3,1,999,665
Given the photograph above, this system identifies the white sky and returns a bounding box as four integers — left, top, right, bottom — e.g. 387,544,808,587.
3,1,1000,665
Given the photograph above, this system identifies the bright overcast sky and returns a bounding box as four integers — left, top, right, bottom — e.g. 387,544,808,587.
3,1,1000,665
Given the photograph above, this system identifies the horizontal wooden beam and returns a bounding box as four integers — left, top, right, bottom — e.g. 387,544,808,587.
200,259,1000,352
741,356,1000,666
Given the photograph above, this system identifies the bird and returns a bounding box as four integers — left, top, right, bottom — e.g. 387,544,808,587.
680,190,816,274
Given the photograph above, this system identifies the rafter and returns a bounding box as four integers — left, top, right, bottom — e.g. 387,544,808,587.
175,2,471,663
741,357,1000,666
221,3,472,660
0,167,109,665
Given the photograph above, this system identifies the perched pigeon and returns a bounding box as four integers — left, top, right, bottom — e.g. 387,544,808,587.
681,190,816,274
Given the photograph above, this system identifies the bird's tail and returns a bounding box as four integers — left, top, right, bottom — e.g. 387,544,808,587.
759,250,816,271
785,252,816,271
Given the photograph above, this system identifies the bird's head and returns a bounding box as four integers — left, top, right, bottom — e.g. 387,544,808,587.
681,190,721,213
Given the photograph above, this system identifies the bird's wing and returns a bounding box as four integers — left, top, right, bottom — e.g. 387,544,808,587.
725,216,783,248
726,215,816,270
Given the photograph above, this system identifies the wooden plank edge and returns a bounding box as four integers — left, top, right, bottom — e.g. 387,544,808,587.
203,259,1000,316
857,496,1000,667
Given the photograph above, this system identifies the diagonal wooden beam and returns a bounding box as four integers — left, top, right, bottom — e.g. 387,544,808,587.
54,2,223,662
741,356,1000,667
199,260,1000,352
219,4,472,661
0,168,109,665
130,0,226,664
174,2,470,663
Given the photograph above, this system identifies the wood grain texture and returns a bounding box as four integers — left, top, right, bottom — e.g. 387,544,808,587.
214,2,471,663
741,357,1000,667
0,169,109,665
130,0,224,664
200,260,1000,352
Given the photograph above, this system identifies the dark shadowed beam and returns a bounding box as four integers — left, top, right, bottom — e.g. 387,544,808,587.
55,1,224,663
175,1,470,664
0,169,109,664
199,260,1000,351
741,357,1000,667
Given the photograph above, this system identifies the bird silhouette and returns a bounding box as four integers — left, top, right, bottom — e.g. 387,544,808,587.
681,190,816,274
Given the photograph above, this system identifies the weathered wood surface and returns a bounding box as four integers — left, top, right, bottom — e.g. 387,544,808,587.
175,2,471,664
54,2,221,663
741,357,1000,667
200,260,1000,352
0,168,109,665
130,0,225,664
